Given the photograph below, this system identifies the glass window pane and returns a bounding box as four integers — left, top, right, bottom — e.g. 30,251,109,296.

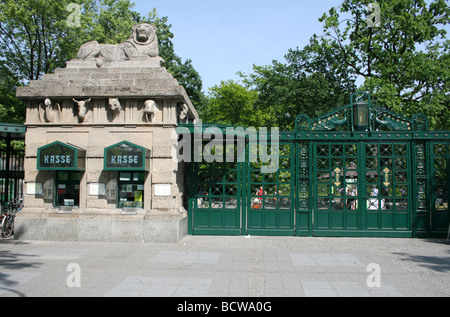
58,172,69,181
133,172,145,182
118,172,145,208
56,171,80,207
120,173,131,181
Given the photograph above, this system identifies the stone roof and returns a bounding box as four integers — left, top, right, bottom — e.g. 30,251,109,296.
16,57,198,119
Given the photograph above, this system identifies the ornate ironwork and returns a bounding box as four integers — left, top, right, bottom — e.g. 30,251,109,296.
187,92,450,238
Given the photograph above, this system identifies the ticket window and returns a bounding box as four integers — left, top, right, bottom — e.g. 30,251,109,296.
55,171,81,207
118,172,145,208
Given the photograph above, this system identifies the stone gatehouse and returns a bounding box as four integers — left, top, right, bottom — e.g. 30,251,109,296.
15,23,198,243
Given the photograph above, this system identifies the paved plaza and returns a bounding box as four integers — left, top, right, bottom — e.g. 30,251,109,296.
0,236,449,297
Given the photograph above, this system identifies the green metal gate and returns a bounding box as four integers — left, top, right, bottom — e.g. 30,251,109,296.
313,141,412,237
183,92,450,238
363,142,411,236
314,143,362,236
247,142,295,236
0,124,26,206
190,159,242,236
430,142,450,237
314,142,362,236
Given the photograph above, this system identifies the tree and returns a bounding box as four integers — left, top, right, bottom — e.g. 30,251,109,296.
85,0,141,45
242,0,449,130
243,51,357,130
206,80,270,128
0,0,206,123
315,0,450,129
0,74,26,124
0,0,93,83
241,7,360,130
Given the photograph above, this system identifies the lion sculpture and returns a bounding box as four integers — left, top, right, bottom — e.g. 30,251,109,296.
76,23,159,63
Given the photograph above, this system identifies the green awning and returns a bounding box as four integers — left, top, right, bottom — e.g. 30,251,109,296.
0,123,26,140
37,142,86,171
104,141,148,171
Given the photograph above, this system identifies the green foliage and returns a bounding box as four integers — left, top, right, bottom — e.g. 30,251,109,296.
0,0,83,82
317,0,450,130
243,54,356,130
1,0,448,131
86,0,141,45
205,80,270,128
232,0,449,131
0,75,26,124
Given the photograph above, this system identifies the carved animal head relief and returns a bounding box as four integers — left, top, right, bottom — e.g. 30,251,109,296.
143,99,159,123
108,98,121,113
39,98,61,123
178,103,188,120
73,98,91,122
132,23,157,45
44,98,51,108
123,23,159,59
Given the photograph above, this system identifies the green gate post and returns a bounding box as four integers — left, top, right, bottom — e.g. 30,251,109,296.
296,141,313,236
187,161,195,235
412,140,430,238
241,158,247,236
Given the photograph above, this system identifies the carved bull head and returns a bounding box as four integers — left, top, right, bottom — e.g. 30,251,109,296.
73,98,91,122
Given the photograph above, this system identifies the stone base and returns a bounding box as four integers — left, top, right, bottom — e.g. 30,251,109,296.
14,213,188,243
65,57,165,69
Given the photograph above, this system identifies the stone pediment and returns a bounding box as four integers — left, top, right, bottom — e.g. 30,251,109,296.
16,57,192,102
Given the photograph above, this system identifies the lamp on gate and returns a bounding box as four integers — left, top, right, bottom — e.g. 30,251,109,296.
353,101,369,131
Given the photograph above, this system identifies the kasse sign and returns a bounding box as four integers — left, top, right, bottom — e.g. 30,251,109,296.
104,141,147,171
37,142,85,171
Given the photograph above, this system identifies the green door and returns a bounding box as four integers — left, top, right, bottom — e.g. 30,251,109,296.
313,141,413,237
246,143,295,236
191,160,242,235
314,143,361,236
363,143,412,237
430,142,450,237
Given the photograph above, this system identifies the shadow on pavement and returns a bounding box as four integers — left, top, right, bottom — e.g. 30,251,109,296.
0,240,41,297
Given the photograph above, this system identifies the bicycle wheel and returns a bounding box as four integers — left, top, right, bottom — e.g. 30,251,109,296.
1,215,14,238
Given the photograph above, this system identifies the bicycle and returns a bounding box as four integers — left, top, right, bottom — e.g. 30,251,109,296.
1,199,23,238
0,204,5,237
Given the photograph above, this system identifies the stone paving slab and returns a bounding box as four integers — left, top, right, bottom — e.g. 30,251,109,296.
0,236,449,297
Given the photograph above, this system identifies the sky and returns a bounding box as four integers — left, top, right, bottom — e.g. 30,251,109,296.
131,0,344,92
